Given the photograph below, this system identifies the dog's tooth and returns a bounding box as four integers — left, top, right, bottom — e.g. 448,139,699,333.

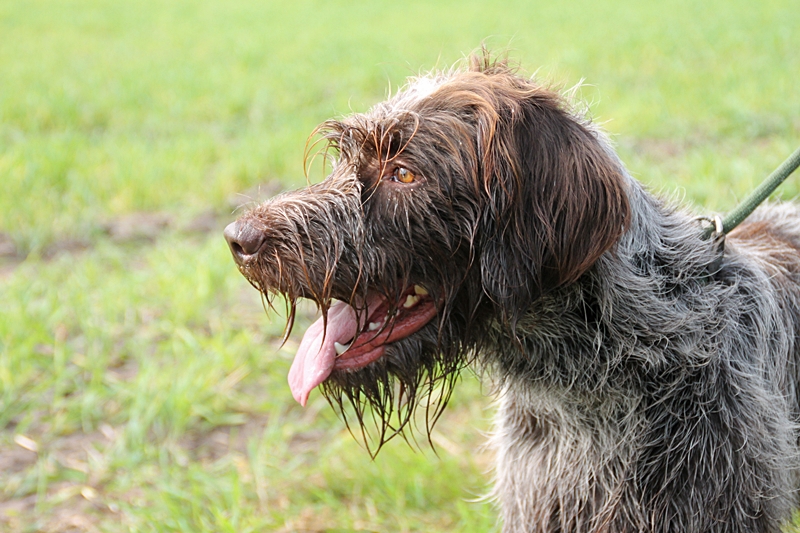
414,285,429,296
334,342,350,355
368,321,382,331
403,294,420,308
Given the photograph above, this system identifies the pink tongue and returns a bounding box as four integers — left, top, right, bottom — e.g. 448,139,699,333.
288,296,382,406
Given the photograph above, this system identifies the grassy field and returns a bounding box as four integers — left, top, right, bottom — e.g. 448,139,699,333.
1,0,799,531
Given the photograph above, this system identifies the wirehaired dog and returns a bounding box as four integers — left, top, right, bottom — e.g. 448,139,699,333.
224,52,800,532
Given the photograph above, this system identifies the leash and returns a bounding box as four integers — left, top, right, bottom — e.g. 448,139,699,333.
696,145,800,274
701,145,800,239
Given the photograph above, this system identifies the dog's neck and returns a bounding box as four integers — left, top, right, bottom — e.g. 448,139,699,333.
485,177,721,398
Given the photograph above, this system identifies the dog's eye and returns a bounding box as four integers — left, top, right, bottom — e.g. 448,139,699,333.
394,168,416,184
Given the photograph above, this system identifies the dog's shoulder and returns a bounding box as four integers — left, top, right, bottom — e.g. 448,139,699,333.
728,202,800,277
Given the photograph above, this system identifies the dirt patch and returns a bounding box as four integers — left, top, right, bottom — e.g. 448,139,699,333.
0,232,23,278
0,446,37,476
42,239,93,260
276,506,337,533
0,232,18,259
102,212,173,243
0,482,111,533
0,417,283,530
179,415,270,464
0,426,120,533
2,180,289,278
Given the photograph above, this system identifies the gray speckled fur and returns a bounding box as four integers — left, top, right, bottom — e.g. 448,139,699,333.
489,182,800,532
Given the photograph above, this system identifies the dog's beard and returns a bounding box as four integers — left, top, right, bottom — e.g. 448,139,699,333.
318,322,473,454
240,257,476,452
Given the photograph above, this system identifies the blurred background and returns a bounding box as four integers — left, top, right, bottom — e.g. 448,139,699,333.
1,0,798,531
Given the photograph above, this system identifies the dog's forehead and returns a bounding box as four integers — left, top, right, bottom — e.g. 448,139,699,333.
390,75,447,107
325,76,451,162
363,74,449,122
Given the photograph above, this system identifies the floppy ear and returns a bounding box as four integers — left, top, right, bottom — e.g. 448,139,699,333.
474,75,630,323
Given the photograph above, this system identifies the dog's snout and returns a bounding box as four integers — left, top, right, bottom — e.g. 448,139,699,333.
224,220,266,264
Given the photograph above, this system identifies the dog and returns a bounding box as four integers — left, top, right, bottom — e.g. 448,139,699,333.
224,52,800,532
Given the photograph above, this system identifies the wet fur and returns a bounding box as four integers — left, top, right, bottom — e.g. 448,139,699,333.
229,53,800,532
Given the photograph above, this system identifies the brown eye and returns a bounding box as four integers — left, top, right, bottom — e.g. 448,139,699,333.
395,167,416,184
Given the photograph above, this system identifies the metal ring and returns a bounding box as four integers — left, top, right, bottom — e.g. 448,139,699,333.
695,215,724,238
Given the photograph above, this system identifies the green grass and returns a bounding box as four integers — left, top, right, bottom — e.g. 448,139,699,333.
2,0,799,252
1,0,799,531
0,234,496,531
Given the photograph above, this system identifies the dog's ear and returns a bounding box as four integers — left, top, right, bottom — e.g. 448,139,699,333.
467,72,630,321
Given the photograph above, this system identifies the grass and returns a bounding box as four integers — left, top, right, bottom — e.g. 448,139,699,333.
1,0,799,531
0,234,496,531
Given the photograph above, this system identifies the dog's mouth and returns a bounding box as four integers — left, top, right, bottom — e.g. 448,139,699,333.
288,285,438,406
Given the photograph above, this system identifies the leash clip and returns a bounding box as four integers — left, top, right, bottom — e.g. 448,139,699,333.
696,215,726,275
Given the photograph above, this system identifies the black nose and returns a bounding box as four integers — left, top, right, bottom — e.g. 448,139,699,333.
224,220,266,264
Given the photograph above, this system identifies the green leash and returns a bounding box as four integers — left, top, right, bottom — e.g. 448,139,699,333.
702,146,800,239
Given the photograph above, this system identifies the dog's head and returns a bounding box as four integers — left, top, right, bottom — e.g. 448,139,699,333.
224,52,630,447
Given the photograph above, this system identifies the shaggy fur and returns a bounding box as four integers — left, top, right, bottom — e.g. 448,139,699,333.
224,53,800,532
